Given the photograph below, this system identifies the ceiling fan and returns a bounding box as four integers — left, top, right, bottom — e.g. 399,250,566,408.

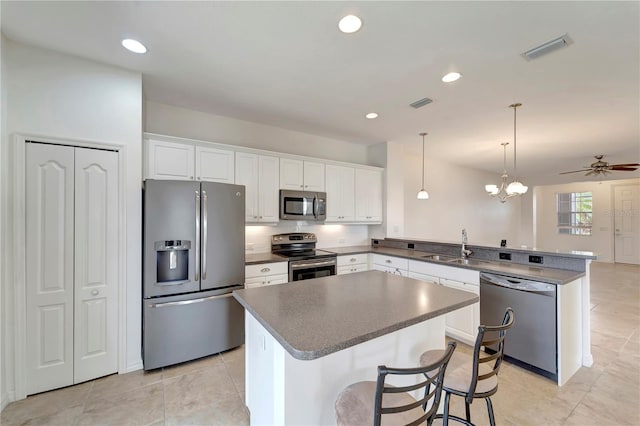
560,155,640,176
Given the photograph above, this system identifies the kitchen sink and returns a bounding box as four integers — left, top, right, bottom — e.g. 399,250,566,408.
420,254,457,261
446,258,487,265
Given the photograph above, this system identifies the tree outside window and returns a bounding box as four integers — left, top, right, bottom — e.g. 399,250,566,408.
557,192,593,235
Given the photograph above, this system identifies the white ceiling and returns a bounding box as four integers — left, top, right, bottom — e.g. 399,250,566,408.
2,1,639,185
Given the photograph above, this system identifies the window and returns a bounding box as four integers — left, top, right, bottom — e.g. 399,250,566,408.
557,192,593,235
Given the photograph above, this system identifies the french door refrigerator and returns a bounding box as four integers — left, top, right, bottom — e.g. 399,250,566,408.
143,179,245,370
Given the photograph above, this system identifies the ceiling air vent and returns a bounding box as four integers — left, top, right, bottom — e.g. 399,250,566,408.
522,34,573,61
410,97,433,109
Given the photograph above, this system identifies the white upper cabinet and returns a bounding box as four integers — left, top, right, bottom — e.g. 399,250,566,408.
355,168,383,223
236,153,279,223
325,165,355,222
195,146,235,183
147,139,234,183
147,139,194,180
279,159,325,191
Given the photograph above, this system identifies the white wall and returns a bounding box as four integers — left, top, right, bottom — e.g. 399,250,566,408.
402,151,523,247
1,31,8,410
534,178,640,262
145,101,370,165
1,39,143,403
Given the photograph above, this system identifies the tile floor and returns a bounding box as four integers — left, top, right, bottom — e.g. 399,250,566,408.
1,261,638,425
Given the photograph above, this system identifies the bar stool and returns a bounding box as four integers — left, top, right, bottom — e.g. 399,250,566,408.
419,308,515,426
335,341,456,426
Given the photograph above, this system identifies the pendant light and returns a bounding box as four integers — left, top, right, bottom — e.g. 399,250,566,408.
417,132,429,200
506,103,528,195
485,103,528,202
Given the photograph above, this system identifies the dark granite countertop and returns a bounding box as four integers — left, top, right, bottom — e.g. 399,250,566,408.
233,270,478,360
322,246,585,285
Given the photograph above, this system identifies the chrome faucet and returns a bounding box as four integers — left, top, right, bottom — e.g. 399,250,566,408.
461,228,473,258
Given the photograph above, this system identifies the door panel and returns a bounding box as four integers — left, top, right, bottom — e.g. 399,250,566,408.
614,185,640,264
201,182,245,290
26,143,75,395
74,148,118,383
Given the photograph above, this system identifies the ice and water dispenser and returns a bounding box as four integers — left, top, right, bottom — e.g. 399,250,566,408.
155,240,191,284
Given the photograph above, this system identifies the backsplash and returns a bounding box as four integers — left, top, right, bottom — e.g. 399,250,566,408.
245,223,370,253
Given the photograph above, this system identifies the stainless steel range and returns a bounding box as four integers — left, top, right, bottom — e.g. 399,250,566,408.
271,233,337,281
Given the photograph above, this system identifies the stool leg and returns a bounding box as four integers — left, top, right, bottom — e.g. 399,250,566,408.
443,391,451,426
486,397,496,426
422,382,431,411
465,401,471,423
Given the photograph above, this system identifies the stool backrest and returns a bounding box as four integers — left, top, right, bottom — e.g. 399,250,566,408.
374,341,456,426
466,307,515,404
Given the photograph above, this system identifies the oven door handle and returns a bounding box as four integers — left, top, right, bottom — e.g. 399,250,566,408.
290,259,336,269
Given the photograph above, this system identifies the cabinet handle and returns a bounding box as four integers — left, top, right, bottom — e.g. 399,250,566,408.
259,216,263,219
190,176,194,179
91,290,99,296
385,259,392,264
261,267,271,273
253,216,258,219
350,258,357,262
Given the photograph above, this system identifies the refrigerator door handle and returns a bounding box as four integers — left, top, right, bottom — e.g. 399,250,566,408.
195,190,200,282
202,189,208,280
147,292,234,308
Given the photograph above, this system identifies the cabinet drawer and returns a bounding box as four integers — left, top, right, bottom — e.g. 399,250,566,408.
407,271,440,285
265,274,289,286
245,262,288,278
372,264,407,276
337,253,369,267
338,263,368,275
371,254,409,270
441,278,479,295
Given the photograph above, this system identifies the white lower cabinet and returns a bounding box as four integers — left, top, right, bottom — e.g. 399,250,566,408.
245,262,289,288
337,254,369,275
409,260,479,345
371,254,408,276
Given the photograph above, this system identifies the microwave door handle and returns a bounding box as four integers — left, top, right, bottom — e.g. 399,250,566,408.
313,195,318,219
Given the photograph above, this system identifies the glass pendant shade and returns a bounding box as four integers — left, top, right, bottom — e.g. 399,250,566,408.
484,184,499,195
417,189,430,199
506,181,528,195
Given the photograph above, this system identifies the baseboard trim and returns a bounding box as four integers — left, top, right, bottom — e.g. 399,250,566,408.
1,390,16,411
125,360,143,373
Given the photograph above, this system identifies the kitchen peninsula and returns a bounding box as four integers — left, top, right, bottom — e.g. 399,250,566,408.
233,270,478,426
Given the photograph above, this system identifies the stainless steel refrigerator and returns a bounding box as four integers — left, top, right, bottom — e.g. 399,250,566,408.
142,179,245,370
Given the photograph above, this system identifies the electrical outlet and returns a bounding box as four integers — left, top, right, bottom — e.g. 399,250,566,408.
529,255,543,264
499,252,511,260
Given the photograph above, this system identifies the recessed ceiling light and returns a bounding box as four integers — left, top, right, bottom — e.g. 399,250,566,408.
121,38,147,54
338,15,362,34
365,112,379,119
442,72,461,83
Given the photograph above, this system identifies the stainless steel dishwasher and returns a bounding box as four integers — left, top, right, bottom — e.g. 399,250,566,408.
480,272,557,380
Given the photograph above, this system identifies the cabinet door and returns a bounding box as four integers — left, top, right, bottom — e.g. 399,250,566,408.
265,274,289,286
147,139,194,180
235,153,260,222
258,155,280,222
441,279,479,344
355,168,382,222
26,143,75,394
73,148,118,383
245,276,267,289
303,161,325,191
195,146,234,183
325,165,355,222
279,158,304,190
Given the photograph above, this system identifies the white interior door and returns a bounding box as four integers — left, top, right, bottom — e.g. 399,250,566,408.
614,185,640,264
74,148,118,382
26,143,75,395
26,142,119,395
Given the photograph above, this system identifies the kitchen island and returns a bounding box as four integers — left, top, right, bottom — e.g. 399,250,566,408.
233,270,478,425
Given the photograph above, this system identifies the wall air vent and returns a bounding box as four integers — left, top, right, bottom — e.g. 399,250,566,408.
410,97,433,109
522,34,573,61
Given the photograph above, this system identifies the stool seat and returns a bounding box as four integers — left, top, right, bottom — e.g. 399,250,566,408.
335,381,425,426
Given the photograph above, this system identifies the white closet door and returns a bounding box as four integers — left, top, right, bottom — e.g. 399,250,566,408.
26,143,75,395
73,148,118,382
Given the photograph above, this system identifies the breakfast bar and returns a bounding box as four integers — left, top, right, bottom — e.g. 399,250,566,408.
233,270,479,425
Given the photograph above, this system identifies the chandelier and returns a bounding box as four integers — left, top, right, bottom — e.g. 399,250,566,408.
485,103,528,202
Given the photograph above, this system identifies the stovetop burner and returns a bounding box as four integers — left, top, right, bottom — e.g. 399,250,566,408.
271,233,337,261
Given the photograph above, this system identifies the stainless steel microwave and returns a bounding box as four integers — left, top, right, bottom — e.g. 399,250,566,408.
279,190,326,221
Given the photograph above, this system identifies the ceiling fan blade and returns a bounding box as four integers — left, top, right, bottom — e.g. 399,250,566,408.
609,163,640,167
609,166,639,171
559,169,591,174
585,170,597,176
